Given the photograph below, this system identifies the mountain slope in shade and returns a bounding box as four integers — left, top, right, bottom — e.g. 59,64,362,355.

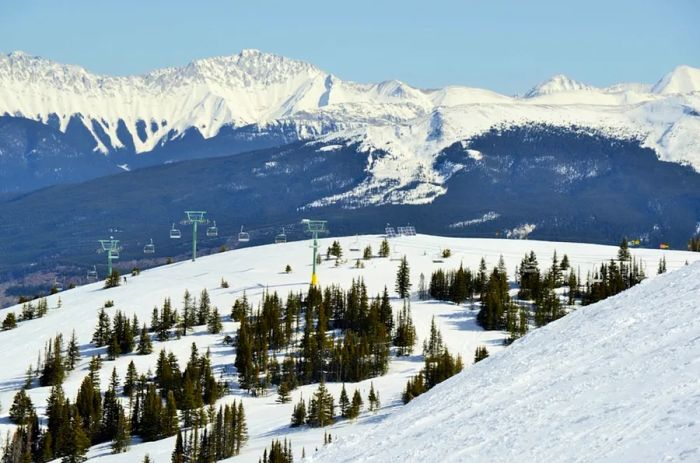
315,262,700,463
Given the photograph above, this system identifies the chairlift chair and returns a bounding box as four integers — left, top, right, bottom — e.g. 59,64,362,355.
53,277,63,292
143,238,155,254
207,221,219,237
238,226,250,243
275,227,287,244
349,235,360,252
170,223,182,239
87,266,98,280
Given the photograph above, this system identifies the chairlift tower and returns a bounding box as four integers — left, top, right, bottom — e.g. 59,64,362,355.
183,211,208,261
98,238,120,276
302,219,328,286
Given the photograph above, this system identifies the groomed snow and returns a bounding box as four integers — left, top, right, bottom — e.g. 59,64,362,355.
314,260,700,463
0,235,697,462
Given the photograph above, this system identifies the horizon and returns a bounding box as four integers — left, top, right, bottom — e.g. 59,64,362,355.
1,0,698,95
1,47,695,95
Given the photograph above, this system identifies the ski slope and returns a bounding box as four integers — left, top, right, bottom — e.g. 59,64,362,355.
0,235,697,462
314,260,700,463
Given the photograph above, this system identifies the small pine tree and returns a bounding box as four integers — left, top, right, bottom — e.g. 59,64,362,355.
66,330,81,371
111,407,131,454
379,238,390,257
395,255,412,298
657,255,667,274
9,389,34,425
104,269,121,289
207,308,223,334
339,384,350,418
2,312,17,330
277,381,292,404
137,324,153,355
368,383,380,412
290,397,306,427
474,345,489,363
285,264,292,273
363,245,373,260
348,389,363,419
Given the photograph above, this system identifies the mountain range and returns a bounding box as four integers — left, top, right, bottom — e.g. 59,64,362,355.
0,50,698,301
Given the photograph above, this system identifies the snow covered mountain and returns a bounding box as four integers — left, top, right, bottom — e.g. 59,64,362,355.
1,50,699,205
315,260,700,463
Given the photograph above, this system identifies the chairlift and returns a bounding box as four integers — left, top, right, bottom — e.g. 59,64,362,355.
111,248,120,259
385,224,396,238
275,227,287,244
143,238,155,254
53,277,63,292
207,221,219,237
238,226,250,243
87,266,98,280
170,223,182,239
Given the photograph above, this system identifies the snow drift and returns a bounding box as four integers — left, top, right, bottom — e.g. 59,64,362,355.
314,262,700,463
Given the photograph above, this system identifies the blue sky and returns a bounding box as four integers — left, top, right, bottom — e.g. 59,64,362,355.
1,0,698,94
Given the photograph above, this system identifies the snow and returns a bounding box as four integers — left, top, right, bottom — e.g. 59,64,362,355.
314,259,700,463
1,51,699,206
0,234,698,462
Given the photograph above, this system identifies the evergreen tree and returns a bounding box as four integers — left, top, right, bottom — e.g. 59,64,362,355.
368,383,380,412
123,361,138,399
172,430,185,463
339,384,350,418
104,269,121,289
363,245,373,260
92,308,112,347
1,311,17,330
111,408,130,454
378,238,390,257
393,299,417,356
290,398,306,427
63,404,91,463
136,324,153,355
9,389,34,425
207,308,223,334
474,345,489,363
395,255,411,299
162,391,179,437
618,238,631,262
658,255,667,274
349,389,363,419
307,381,334,427
276,381,292,404
65,330,81,371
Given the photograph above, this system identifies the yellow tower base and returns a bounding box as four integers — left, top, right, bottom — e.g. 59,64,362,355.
311,272,318,286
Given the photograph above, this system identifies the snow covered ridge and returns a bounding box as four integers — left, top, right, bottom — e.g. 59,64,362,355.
1,50,700,204
314,261,700,463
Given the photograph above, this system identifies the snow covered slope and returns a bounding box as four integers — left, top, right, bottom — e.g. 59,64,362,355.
1,50,700,202
0,234,698,462
314,260,700,463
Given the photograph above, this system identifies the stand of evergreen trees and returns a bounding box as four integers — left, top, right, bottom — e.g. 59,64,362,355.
402,319,463,404
258,438,293,463
689,235,700,252
234,280,394,396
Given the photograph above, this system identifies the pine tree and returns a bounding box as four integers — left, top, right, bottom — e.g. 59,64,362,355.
163,390,179,437
276,381,292,404
395,255,411,298
92,308,112,347
618,238,631,262
137,324,153,355
368,383,380,412
207,308,223,334
349,389,363,419
1,311,17,330
394,299,416,356
379,238,390,257
338,383,350,418
124,361,138,399
197,289,211,325
65,330,81,371
658,255,667,274
9,389,34,425
63,404,91,463
111,407,130,454
104,269,121,289
307,381,335,427
363,245,373,260
474,345,489,363
290,397,306,427
172,430,185,463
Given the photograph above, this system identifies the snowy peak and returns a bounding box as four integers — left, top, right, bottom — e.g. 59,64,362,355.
652,65,700,94
525,74,594,97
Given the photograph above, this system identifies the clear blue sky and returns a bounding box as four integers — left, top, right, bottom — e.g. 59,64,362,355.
1,0,698,94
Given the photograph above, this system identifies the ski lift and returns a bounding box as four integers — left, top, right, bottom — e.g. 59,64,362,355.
53,277,63,292
275,227,287,244
111,248,120,259
143,238,155,254
87,266,98,281
238,226,250,243
206,221,219,237
170,223,181,239
385,224,396,238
